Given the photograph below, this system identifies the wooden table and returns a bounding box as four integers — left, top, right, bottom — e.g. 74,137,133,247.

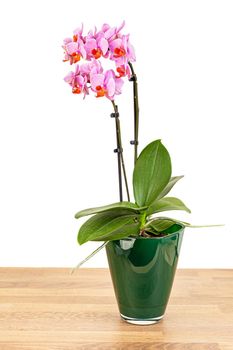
0,268,232,349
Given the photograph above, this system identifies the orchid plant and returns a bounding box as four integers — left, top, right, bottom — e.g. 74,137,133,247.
63,22,215,266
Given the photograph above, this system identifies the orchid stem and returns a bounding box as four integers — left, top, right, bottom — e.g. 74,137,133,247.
111,102,123,202
128,62,139,166
111,101,130,202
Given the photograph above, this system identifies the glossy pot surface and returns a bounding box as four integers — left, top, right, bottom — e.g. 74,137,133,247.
106,224,184,323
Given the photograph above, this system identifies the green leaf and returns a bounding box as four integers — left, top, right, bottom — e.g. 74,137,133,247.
77,211,140,245
92,222,140,241
152,217,224,229
133,140,172,206
148,197,191,215
75,202,147,219
165,217,191,226
157,175,184,200
147,218,177,232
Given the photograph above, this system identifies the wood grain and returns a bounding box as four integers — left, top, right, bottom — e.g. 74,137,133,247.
0,268,232,349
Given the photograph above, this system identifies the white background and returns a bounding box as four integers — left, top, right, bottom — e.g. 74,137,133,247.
0,0,232,268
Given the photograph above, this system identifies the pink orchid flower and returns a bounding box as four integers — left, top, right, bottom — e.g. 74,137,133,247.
109,34,136,65
85,35,109,60
63,39,86,64
64,65,88,96
79,60,104,82
115,64,131,78
90,70,124,100
73,24,85,42
62,25,86,64
100,21,125,41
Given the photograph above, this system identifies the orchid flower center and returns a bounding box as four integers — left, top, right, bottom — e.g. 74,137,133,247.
91,48,102,59
114,47,126,57
71,52,81,63
73,35,78,42
72,86,82,94
96,85,105,97
116,66,125,77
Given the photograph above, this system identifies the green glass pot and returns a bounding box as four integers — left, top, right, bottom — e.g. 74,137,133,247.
105,224,184,325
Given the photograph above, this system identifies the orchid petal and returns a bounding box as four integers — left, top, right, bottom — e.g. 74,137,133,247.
122,35,128,50
85,38,97,50
89,60,103,75
98,37,108,55
76,75,85,86
64,72,74,84
80,63,91,75
126,64,131,78
105,27,116,40
106,77,115,97
79,43,86,59
66,42,79,54
109,38,122,50
104,69,114,82
101,23,110,32
114,56,126,66
75,64,80,75
115,78,124,95
73,23,83,36
116,21,125,34
63,37,72,45
90,73,105,89
128,42,136,61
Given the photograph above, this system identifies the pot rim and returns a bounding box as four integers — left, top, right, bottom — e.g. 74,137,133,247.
125,223,185,241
